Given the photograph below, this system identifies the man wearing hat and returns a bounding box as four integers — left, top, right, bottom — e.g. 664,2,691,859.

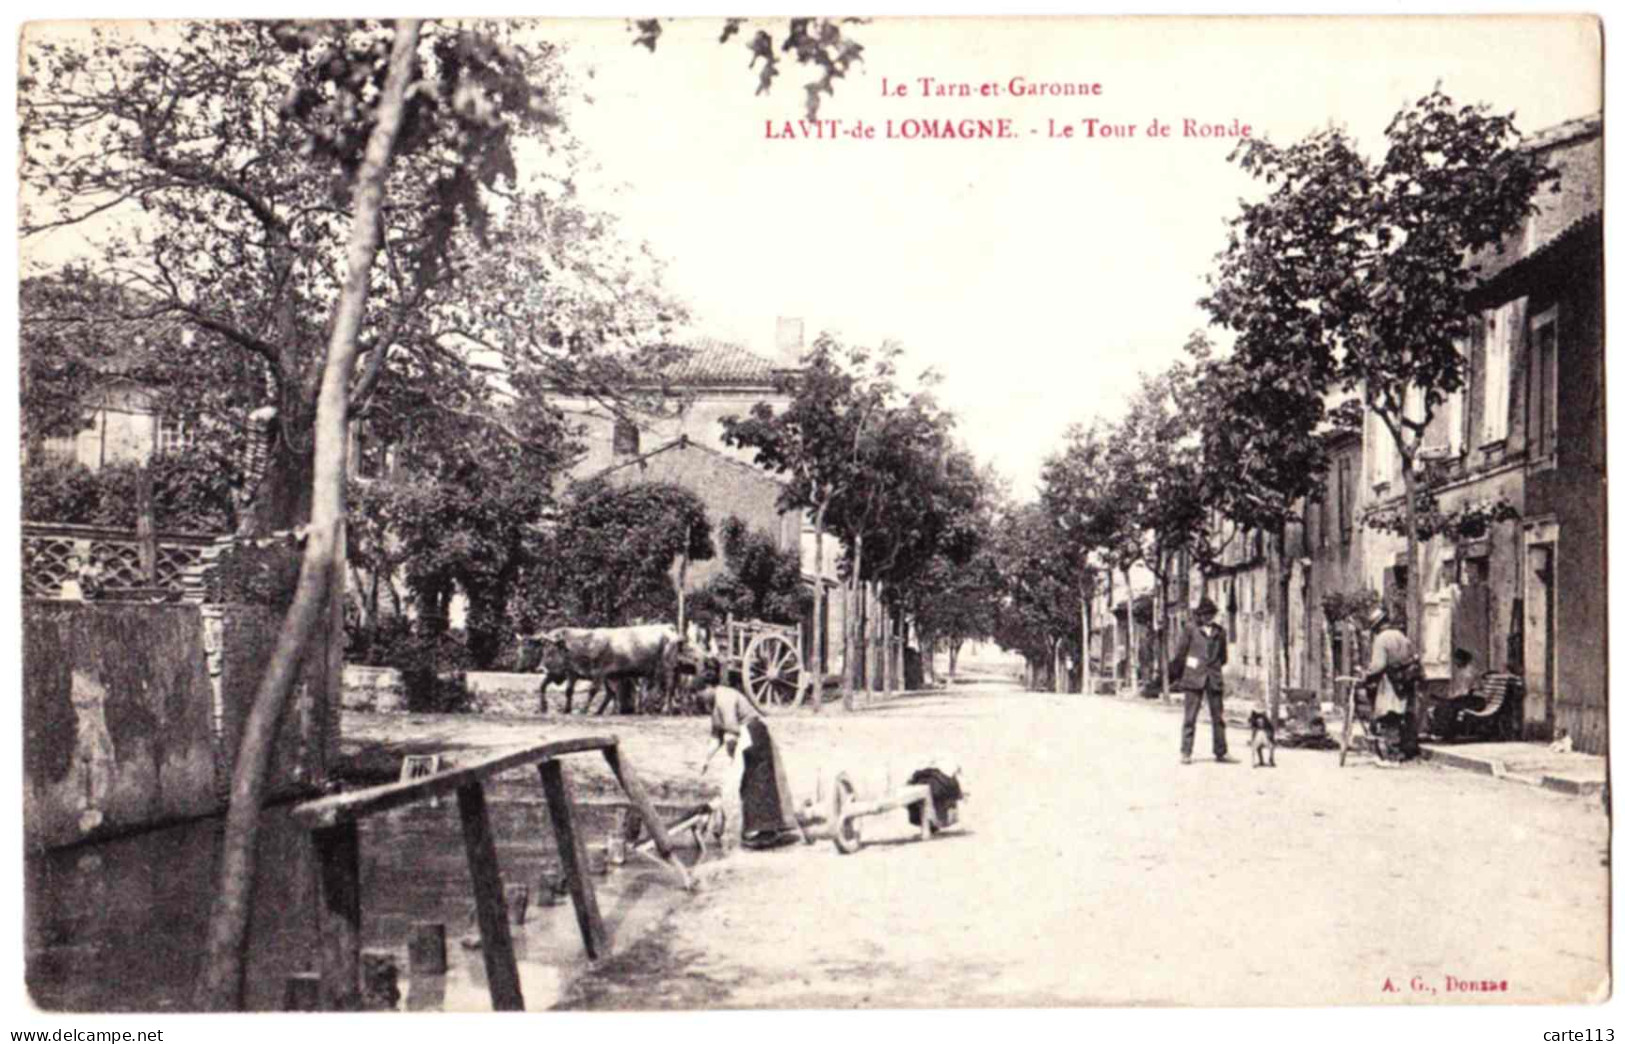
1363,603,1418,765
1169,596,1232,764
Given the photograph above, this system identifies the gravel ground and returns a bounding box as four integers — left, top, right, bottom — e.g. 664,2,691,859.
341,680,1610,1010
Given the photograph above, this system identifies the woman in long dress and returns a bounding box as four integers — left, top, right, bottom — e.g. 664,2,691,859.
700,678,806,848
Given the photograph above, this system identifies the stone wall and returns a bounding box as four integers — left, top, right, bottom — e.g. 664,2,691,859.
341,666,542,717
342,665,406,713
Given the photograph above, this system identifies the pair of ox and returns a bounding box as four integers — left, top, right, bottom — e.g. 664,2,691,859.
517,624,707,715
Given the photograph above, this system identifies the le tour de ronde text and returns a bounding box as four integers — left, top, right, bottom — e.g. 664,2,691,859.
763,77,1252,141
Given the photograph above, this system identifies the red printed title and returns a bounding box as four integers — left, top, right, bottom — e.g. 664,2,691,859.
763,76,1251,142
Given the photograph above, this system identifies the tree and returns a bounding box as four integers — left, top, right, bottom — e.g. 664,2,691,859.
882,454,998,684
544,479,714,636
990,501,1081,691
351,404,575,670
688,516,813,639
908,547,1001,680
824,380,968,699
1042,422,1132,694
21,21,681,536
1096,368,1208,697
183,20,429,1010
1201,87,1555,644
721,334,899,711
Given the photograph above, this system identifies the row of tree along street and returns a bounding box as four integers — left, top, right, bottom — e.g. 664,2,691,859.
1000,89,1555,699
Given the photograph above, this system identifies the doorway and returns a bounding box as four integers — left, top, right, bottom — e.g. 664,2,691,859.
1523,525,1558,739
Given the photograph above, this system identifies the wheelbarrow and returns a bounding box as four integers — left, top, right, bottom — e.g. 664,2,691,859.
826,771,965,855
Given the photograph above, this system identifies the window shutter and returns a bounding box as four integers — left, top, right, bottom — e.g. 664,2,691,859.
1482,299,1524,444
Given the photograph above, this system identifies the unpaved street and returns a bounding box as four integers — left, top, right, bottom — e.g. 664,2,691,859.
560,679,1610,1009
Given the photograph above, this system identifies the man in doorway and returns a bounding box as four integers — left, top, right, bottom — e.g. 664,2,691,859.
1170,597,1232,765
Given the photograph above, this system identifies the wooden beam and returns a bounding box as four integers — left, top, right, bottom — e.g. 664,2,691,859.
291,737,618,829
538,760,607,960
311,821,362,1011
456,781,524,1011
602,747,693,891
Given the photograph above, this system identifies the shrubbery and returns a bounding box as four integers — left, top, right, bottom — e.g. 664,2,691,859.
23,448,239,533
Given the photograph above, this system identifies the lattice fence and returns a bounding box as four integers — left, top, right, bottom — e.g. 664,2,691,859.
23,523,224,601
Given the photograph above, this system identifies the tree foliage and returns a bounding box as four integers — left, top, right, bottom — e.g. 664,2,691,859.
541,479,714,629
688,516,811,633
1200,87,1556,637
23,451,240,533
20,20,682,533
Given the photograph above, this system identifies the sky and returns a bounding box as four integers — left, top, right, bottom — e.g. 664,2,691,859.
521,16,1600,498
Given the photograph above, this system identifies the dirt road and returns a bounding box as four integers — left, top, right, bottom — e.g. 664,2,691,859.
557,680,1610,1009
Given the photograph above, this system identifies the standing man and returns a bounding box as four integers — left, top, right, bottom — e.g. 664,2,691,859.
1363,604,1418,766
1170,596,1232,765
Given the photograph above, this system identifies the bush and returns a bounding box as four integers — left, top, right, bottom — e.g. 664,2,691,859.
24,450,238,533
345,615,475,713
205,538,303,612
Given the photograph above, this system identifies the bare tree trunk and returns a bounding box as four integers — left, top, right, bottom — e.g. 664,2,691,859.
1401,463,1423,647
1053,639,1063,694
1157,559,1171,703
809,502,828,711
1081,582,1093,696
1123,566,1138,696
194,23,420,1011
843,535,863,711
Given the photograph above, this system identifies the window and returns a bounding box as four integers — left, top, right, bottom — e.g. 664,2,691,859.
1481,299,1523,444
1530,306,1559,464
612,418,640,456
155,416,193,456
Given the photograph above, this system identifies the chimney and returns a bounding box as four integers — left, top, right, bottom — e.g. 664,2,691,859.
774,316,805,368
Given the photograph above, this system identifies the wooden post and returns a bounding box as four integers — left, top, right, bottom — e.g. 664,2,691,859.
537,760,608,960
602,746,692,891
135,466,158,585
455,781,524,1011
311,821,362,1011
408,923,447,977
283,973,321,1012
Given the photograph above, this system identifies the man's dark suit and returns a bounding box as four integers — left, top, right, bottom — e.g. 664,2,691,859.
1169,620,1229,758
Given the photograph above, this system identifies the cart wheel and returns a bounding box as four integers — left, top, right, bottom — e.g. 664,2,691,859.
744,632,805,707
830,772,862,855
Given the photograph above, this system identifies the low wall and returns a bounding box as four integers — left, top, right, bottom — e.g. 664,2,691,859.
23,601,325,851
465,671,543,716
342,665,406,713
341,667,543,716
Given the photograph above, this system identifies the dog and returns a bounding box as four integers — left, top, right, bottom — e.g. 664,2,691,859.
1248,709,1276,768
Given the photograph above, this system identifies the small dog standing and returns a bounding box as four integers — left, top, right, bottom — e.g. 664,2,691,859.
1248,709,1276,768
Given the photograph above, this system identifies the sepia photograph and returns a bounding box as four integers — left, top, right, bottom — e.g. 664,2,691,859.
5,5,1612,1035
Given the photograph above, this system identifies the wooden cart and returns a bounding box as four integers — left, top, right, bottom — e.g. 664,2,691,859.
825,771,964,855
721,617,807,707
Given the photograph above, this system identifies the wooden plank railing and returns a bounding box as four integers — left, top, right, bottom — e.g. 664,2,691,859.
288,735,692,1011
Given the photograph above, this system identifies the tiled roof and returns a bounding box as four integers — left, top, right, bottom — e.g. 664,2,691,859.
660,337,791,387
1525,113,1601,152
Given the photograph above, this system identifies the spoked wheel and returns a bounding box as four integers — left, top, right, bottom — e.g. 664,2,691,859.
743,632,805,707
830,772,862,855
